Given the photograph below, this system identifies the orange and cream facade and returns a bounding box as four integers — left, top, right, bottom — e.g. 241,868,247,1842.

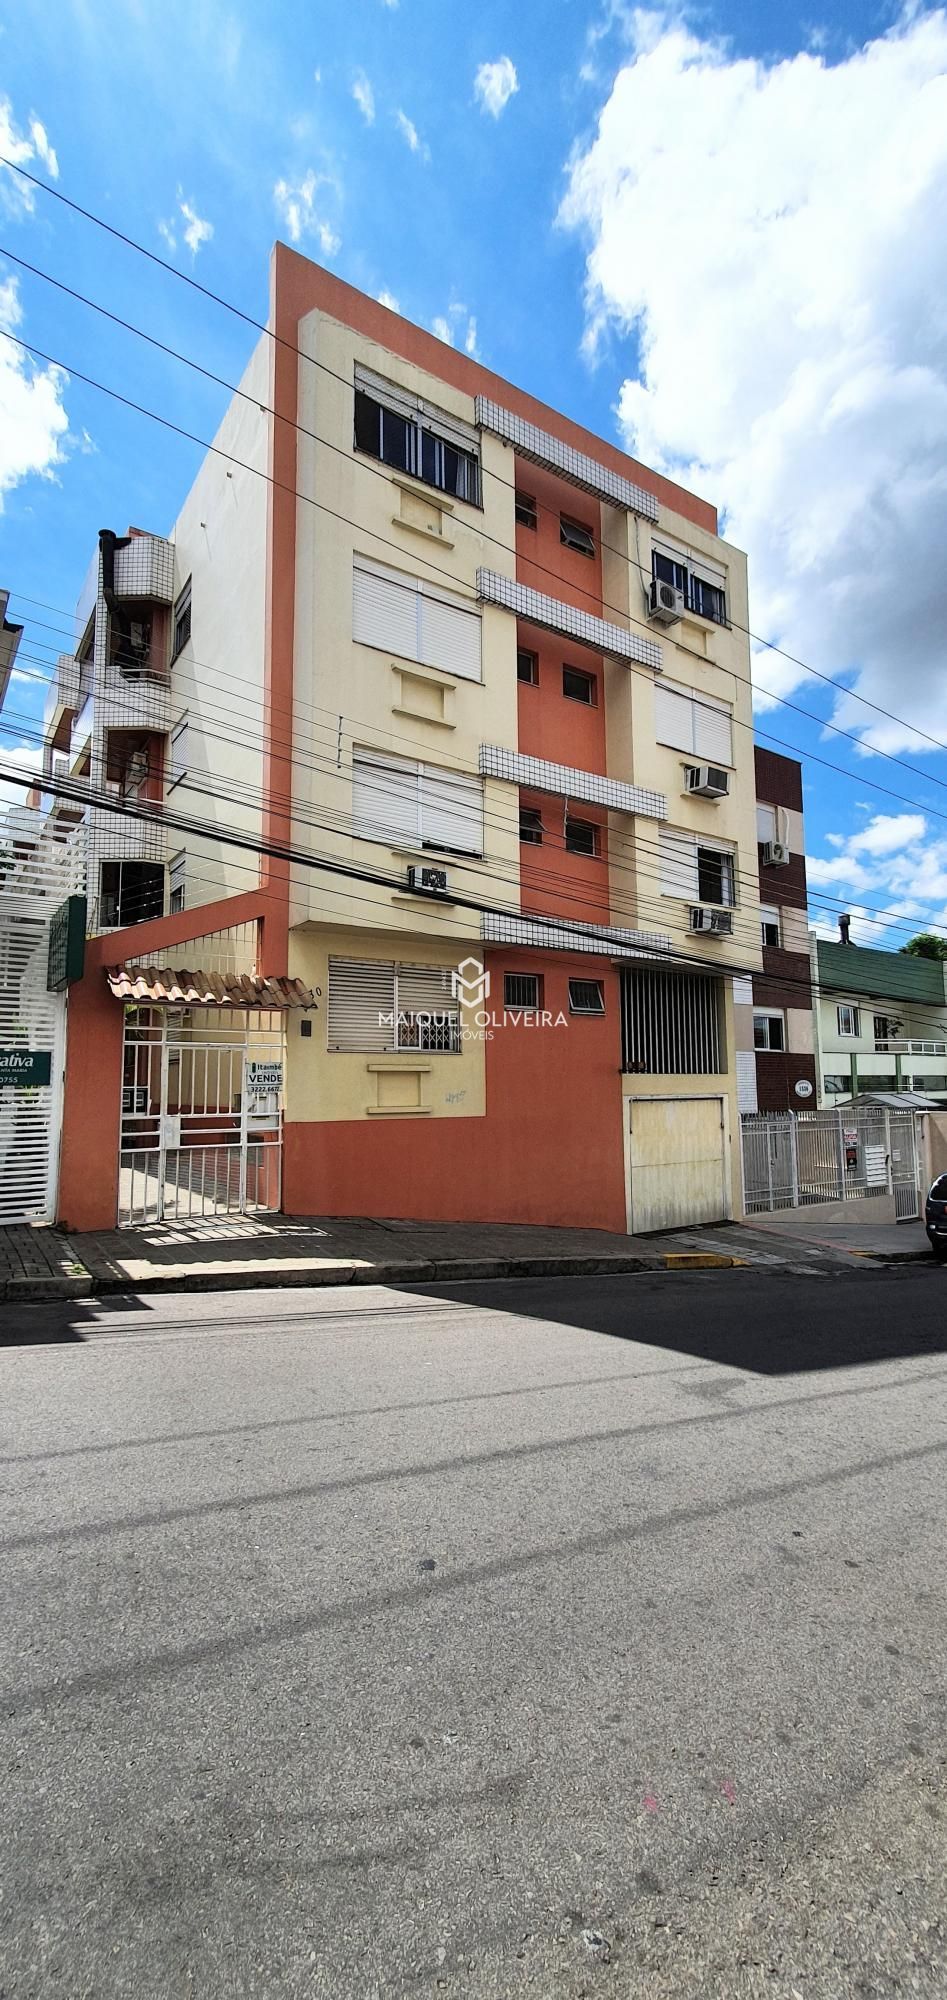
3,247,765,1233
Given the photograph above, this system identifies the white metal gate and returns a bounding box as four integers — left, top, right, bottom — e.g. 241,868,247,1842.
742,1105,919,1218
0,821,82,1225
119,1006,284,1226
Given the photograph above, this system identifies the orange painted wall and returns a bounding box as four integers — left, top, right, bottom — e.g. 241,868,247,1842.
518,794,610,924
514,464,604,617
57,970,124,1233
516,624,607,770
283,953,627,1232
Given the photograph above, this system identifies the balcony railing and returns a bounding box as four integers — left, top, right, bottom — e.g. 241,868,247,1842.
873,1038,947,1057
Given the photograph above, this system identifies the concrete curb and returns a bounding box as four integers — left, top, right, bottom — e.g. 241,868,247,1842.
0,1275,94,1302
52,1248,750,1299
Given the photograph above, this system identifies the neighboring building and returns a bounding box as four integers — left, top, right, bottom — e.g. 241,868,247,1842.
732,747,816,1113
812,930,947,1106
0,590,24,706
2,246,767,1233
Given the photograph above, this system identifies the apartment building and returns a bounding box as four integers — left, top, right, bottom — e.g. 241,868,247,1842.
2,246,766,1233
732,747,816,1112
812,931,947,1106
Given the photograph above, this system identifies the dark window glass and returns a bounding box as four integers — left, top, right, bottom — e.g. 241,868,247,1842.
504,974,542,1009
761,916,780,947
653,550,687,593
172,579,192,661
565,818,599,857
356,387,480,504
560,516,595,557
380,405,412,473
354,390,382,457
688,573,727,624
515,492,537,529
517,649,539,685
697,847,734,906
569,979,605,1015
562,665,595,705
100,860,165,929
519,808,543,845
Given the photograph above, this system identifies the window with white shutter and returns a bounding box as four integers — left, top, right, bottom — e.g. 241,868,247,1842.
327,958,460,1053
655,681,732,764
659,827,699,900
353,556,481,681
352,750,483,855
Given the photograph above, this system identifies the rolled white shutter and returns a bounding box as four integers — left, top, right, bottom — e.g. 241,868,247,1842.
419,766,484,854
419,590,482,681
327,958,397,1051
397,965,459,1014
352,751,420,845
659,827,698,899
353,560,420,662
694,697,733,764
654,683,695,753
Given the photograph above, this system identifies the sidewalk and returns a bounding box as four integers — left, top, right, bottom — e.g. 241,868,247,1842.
3,1205,933,1303
744,1210,934,1263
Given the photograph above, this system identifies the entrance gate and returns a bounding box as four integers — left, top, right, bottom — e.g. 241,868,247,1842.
741,1104,920,1219
119,1006,284,1226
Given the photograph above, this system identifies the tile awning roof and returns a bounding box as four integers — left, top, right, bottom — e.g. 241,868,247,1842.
106,966,316,1009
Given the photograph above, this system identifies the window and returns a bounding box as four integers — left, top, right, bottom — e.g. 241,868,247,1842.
99,859,165,929
169,852,186,915
353,365,481,506
912,1074,947,1095
823,1073,850,1096
565,817,600,857
560,515,595,557
655,681,733,765
837,1004,860,1037
621,967,721,1074
352,749,484,856
169,716,189,789
504,973,543,1009
519,807,543,845
515,492,537,529
660,828,735,906
110,610,154,678
873,1014,893,1048
760,905,780,948
697,844,735,907
171,579,192,661
569,978,605,1015
562,664,596,705
352,556,482,682
652,545,727,625
517,649,539,685
753,1011,785,1052
327,957,461,1053
756,802,777,845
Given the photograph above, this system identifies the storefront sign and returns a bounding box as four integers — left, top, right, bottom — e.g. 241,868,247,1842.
47,895,87,992
0,1049,52,1088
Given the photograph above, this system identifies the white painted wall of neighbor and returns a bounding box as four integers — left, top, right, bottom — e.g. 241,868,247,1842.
166,335,269,912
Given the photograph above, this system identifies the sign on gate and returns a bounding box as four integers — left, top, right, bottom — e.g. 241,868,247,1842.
246,1060,282,1095
0,1048,52,1088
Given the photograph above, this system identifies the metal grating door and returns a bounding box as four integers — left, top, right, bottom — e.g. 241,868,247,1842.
119,1006,284,1226
0,914,66,1224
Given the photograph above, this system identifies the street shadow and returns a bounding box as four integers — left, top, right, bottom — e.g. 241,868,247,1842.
393,1267,947,1375
0,1292,154,1348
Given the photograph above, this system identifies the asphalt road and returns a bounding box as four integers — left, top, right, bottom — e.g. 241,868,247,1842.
2,1268,946,1999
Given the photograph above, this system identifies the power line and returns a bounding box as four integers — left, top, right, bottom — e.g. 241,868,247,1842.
3,173,944,767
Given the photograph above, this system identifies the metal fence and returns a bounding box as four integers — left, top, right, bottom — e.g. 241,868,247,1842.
741,1105,919,1219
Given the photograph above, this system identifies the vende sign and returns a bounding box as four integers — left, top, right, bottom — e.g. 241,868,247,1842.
0,1049,53,1088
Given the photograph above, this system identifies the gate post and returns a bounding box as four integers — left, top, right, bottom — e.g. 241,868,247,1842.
789,1114,800,1206
836,1108,846,1202
884,1108,893,1196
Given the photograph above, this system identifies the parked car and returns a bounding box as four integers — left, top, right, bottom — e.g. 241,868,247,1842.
924,1175,947,1259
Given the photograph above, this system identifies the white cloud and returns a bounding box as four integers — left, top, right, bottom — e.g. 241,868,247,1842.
464,315,479,357
0,97,59,215
0,274,70,512
273,172,340,255
377,289,400,312
560,11,947,759
431,303,479,353
314,68,322,84
805,811,947,943
352,72,375,124
0,743,44,815
395,110,429,160
431,316,453,346
158,190,213,259
474,55,519,117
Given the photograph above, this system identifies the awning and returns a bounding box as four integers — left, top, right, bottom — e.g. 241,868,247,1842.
106,965,316,1009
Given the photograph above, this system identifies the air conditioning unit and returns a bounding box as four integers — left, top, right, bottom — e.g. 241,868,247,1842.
762,839,790,866
407,864,448,895
690,906,734,937
684,763,730,799
649,577,685,624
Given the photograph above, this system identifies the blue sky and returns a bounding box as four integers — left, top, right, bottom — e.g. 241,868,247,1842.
2,0,947,950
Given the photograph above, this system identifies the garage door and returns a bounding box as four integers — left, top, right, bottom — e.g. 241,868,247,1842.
627,1097,727,1234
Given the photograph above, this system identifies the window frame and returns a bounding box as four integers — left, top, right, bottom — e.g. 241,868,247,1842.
652,545,727,626
562,664,597,706
697,843,735,908
569,978,605,1016
760,904,781,948
753,1009,785,1053
504,973,543,1011
565,816,600,858
560,515,596,558
516,648,539,686
515,492,538,529
327,956,462,1054
171,578,192,663
352,748,484,858
519,807,544,845
837,1004,860,1038
756,802,778,845
353,377,482,508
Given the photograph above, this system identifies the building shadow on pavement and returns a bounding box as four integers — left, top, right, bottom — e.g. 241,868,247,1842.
395,1267,947,1375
